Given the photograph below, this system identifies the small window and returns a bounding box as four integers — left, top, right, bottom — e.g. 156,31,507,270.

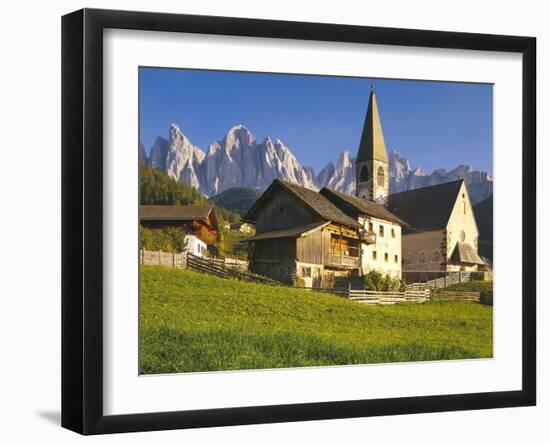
377,166,385,186
384,253,389,262
280,206,285,213
372,251,377,260
394,255,398,264
379,225,384,237
368,222,374,232
301,267,311,277
360,165,370,182
419,251,425,264
391,228,395,238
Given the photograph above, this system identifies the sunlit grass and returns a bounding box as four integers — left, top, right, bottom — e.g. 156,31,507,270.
140,266,493,374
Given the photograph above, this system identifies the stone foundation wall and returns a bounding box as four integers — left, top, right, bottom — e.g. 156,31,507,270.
250,260,297,286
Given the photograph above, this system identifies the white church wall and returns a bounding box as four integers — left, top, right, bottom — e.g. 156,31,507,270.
445,181,480,271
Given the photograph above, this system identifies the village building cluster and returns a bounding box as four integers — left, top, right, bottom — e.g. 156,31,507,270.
138,86,486,288
243,87,485,288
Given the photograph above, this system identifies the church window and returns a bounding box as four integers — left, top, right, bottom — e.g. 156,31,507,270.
463,201,467,215
377,166,385,186
360,165,369,182
460,230,466,242
394,255,398,264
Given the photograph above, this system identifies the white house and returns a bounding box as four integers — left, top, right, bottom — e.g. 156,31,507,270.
185,234,208,257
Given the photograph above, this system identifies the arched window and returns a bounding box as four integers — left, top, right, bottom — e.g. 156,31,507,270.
360,165,369,182
377,166,385,186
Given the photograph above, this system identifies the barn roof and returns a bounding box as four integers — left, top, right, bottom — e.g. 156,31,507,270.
320,187,407,226
140,205,214,221
246,221,329,241
386,179,464,231
243,179,360,229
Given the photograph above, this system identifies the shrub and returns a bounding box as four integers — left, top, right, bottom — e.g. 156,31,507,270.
364,270,404,292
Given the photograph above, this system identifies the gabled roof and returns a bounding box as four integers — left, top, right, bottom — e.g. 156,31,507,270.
246,222,329,242
319,187,408,226
386,179,464,231
450,242,485,265
243,179,360,229
140,205,214,221
356,88,388,163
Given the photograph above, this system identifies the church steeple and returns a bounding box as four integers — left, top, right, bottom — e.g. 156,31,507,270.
355,84,390,204
357,85,388,163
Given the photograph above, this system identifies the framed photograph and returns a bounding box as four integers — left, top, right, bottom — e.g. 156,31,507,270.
62,8,536,435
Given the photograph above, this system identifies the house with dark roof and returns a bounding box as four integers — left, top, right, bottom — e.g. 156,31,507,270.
242,179,366,287
139,205,218,245
320,187,407,278
387,179,484,273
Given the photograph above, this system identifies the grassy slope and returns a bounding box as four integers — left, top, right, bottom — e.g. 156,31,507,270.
140,266,493,374
223,230,251,259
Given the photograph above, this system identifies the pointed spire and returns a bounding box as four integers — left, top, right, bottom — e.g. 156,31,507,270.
356,86,388,163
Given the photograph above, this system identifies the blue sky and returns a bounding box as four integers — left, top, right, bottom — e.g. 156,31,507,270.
139,68,493,175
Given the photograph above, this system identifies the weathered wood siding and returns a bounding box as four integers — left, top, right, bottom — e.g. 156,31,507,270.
297,229,323,264
255,189,321,234
252,238,297,262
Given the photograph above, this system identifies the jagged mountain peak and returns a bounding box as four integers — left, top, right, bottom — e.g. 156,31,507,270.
145,124,492,204
223,124,255,148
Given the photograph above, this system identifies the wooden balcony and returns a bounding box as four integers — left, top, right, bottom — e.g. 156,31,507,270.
360,230,377,245
329,254,360,267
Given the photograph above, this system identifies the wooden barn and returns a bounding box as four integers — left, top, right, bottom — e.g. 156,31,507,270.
139,205,218,245
242,179,363,288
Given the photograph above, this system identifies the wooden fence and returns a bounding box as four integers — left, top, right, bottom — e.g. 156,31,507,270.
139,250,247,272
140,250,188,268
434,291,481,302
404,272,472,291
348,289,431,305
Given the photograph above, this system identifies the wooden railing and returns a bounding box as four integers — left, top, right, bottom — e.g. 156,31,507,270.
404,271,472,291
348,289,431,305
329,255,359,267
140,249,188,268
434,291,481,302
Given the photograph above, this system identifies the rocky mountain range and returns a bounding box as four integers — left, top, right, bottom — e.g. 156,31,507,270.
141,123,493,204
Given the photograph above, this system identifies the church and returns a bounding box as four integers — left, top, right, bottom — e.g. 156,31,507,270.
244,85,484,287
355,85,485,275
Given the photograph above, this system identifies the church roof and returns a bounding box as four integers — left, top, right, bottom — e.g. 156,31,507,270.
243,179,361,229
387,179,464,231
319,187,408,226
356,88,388,163
450,242,485,265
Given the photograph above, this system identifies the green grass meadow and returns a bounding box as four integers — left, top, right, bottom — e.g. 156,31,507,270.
140,266,493,374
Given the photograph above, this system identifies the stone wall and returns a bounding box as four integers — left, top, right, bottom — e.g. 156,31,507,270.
249,260,297,286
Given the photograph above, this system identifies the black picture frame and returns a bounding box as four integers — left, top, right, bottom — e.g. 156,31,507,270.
61,8,536,435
